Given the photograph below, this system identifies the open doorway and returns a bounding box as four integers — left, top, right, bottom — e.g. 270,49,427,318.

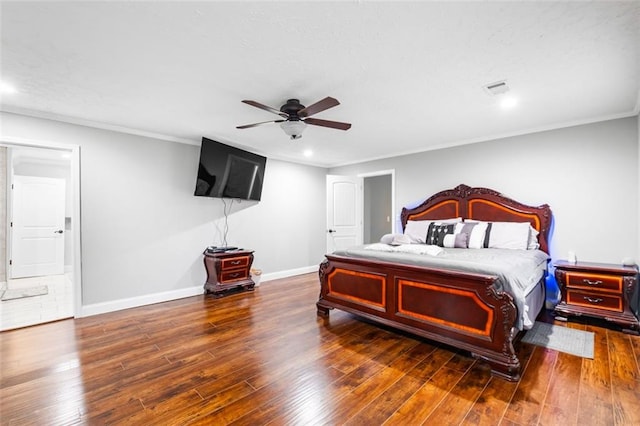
325,170,395,254
363,174,392,243
361,170,395,244
0,141,81,331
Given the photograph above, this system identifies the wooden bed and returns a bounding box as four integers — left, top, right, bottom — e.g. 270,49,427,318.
317,184,552,381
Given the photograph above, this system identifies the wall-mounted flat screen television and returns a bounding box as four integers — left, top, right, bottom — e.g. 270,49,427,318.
194,137,267,201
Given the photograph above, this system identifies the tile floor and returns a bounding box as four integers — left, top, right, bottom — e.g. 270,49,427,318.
0,273,74,331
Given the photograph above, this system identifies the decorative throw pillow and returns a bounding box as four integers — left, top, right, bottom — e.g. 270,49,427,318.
403,220,431,243
465,220,532,250
443,232,469,248
467,222,491,249
426,223,455,247
403,218,462,244
442,222,478,248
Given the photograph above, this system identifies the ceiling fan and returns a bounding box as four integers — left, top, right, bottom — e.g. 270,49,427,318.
237,97,351,140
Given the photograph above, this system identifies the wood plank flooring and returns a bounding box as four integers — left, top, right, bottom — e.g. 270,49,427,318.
1,272,639,425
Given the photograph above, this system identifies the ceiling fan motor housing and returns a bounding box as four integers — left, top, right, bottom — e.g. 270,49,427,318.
280,99,305,118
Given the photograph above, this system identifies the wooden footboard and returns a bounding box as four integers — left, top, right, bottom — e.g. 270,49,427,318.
317,255,522,381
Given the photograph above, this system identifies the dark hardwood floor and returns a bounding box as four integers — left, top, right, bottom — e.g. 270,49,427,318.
1,272,639,425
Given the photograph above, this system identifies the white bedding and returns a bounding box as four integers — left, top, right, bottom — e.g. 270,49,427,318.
332,244,550,330
364,243,444,256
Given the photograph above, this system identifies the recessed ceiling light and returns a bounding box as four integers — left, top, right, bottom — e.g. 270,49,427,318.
303,149,313,157
0,81,17,94
500,96,518,109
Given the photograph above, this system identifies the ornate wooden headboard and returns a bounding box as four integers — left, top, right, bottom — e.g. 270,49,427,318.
400,184,552,253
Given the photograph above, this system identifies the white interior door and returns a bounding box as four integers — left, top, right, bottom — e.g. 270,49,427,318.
10,175,66,278
326,175,363,254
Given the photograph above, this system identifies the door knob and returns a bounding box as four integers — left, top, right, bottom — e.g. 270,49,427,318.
54,230,64,234
327,229,336,233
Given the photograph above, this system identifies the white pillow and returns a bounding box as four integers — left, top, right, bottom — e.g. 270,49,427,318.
380,233,401,244
486,222,531,250
391,234,412,245
527,226,540,250
403,218,462,244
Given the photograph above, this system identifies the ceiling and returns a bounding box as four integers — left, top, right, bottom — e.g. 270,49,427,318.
1,1,639,168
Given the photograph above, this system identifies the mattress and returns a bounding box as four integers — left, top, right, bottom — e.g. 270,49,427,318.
331,244,550,330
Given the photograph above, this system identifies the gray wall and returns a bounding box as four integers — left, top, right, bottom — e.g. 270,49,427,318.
0,112,328,305
331,117,639,265
2,111,637,308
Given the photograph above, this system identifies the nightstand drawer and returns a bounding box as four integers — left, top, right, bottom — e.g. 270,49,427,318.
565,271,623,293
566,289,623,312
220,269,249,283
222,256,250,269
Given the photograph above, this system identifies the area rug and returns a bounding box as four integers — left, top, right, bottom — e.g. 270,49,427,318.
521,321,594,359
0,285,48,301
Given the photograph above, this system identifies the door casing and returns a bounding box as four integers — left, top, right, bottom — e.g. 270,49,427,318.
2,136,82,317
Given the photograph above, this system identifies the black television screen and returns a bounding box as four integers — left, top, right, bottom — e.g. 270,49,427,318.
194,137,267,201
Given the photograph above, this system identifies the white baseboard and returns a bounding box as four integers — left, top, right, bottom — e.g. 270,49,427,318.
80,285,204,317
260,265,317,282
79,264,319,318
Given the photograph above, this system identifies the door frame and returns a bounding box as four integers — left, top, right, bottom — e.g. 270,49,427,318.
2,136,82,318
358,169,396,234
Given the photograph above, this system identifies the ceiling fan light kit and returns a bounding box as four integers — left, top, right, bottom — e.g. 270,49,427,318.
237,96,351,140
280,120,307,140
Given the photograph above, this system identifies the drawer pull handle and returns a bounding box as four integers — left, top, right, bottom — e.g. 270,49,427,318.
583,279,603,286
583,296,603,304
230,260,241,265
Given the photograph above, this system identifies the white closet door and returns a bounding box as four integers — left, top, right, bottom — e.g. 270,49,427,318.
10,175,65,278
326,175,363,254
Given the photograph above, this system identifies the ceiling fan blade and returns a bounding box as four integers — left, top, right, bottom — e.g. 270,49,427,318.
241,100,289,118
236,119,284,129
304,117,352,131
298,96,340,118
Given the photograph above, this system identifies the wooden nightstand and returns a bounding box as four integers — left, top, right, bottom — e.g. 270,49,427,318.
203,250,255,297
554,260,639,334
